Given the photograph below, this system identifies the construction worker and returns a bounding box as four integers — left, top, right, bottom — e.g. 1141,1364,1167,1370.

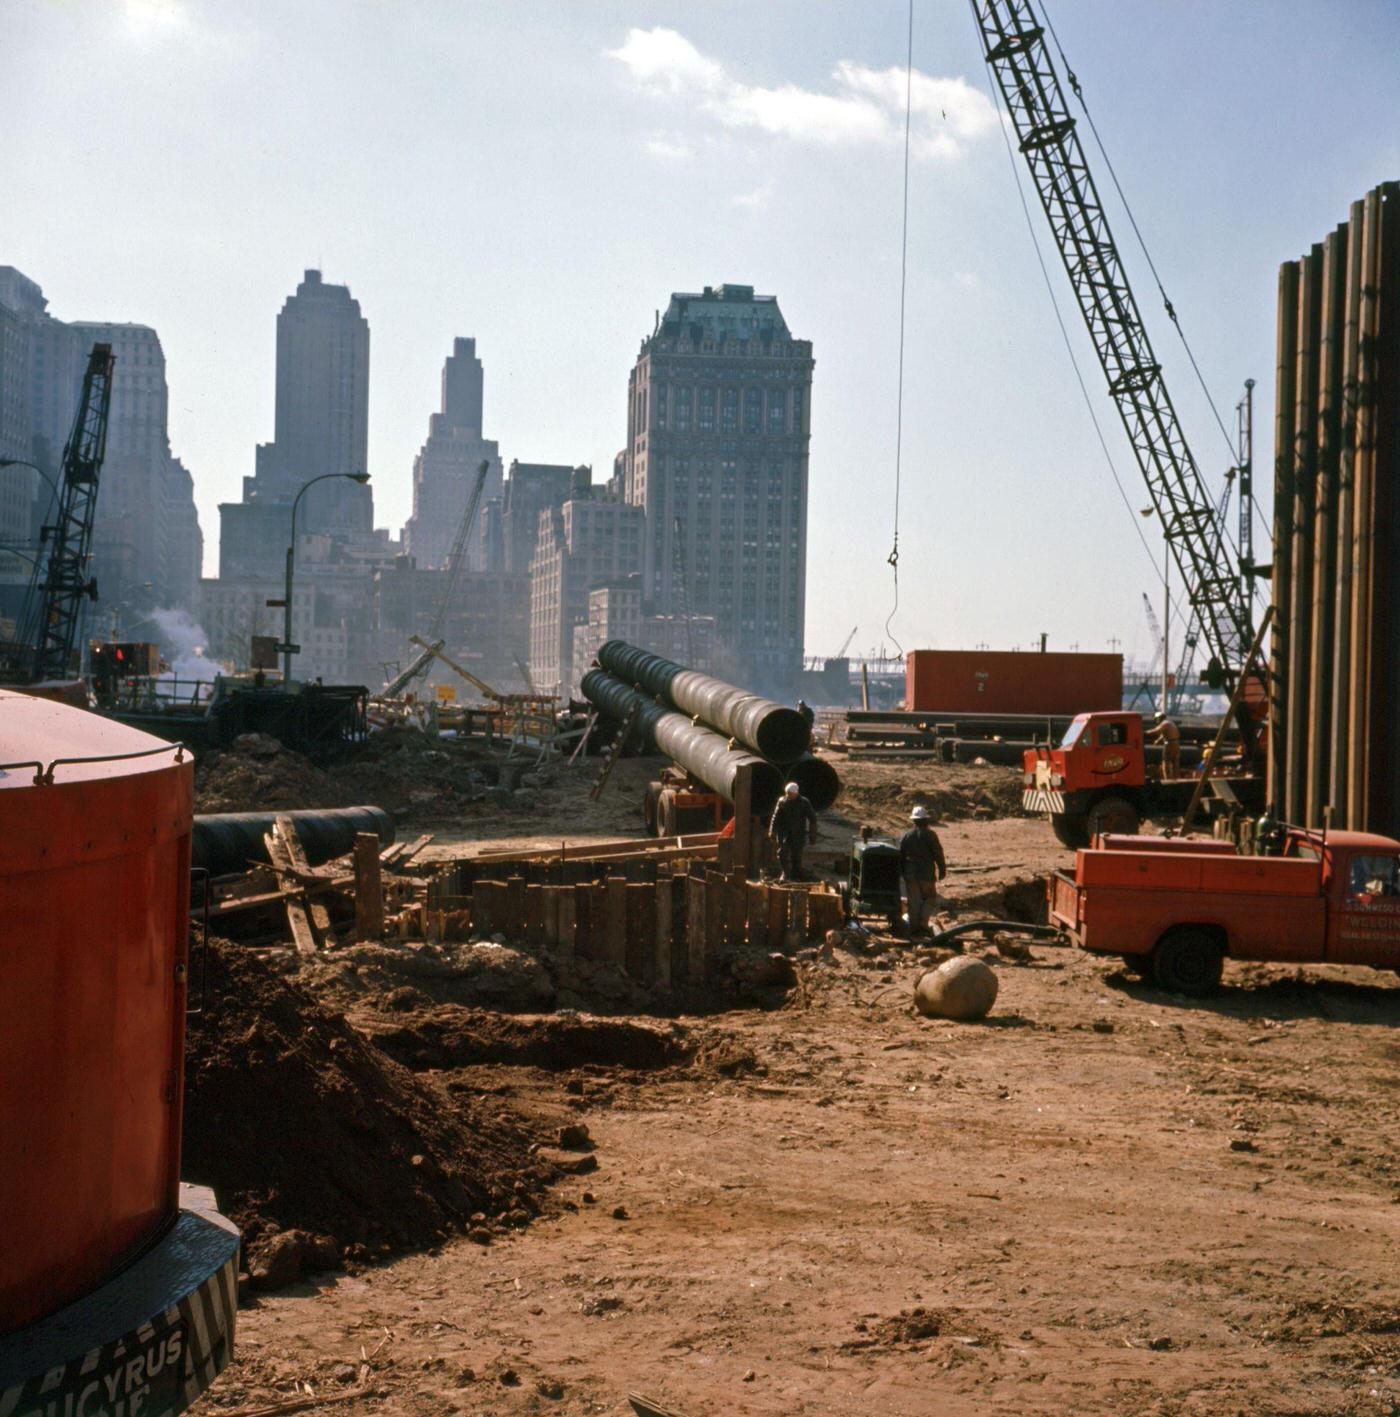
1147,711,1181,780
900,806,947,936
768,781,818,882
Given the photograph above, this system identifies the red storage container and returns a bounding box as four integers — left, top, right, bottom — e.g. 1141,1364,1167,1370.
0,692,192,1332
904,649,1122,715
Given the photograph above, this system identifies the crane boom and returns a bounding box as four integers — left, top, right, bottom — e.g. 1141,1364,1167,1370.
24,343,115,682
971,0,1250,680
428,459,491,645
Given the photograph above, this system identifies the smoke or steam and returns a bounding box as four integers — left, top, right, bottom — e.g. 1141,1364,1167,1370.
148,607,215,692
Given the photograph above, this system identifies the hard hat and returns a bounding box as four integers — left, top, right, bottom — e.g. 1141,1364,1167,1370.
1153,710,1166,721
785,782,799,796
911,805,930,821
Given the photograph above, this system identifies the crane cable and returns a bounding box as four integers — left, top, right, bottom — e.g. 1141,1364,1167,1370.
1037,1,1272,557
884,0,914,659
980,51,1189,625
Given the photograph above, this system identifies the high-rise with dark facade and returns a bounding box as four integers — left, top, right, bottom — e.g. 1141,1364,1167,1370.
623,284,812,688
220,270,371,576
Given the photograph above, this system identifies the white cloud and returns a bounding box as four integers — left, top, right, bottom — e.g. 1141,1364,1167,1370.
644,132,695,162
730,179,775,211
607,27,996,161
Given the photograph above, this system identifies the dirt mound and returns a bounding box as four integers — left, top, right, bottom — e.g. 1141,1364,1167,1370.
194,741,350,813
834,759,1024,833
350,1004,689,1073
182,939,551,1280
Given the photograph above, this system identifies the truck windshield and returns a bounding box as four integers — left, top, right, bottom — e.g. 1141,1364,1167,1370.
1060,714,1089,749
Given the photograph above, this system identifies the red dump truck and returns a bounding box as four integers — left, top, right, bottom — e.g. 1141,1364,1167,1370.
1047,829,1400,994
1023,710,1264,847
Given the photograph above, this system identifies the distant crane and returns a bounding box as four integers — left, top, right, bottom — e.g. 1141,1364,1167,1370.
832,625,858,660
385,459,490,699
9,344,115,682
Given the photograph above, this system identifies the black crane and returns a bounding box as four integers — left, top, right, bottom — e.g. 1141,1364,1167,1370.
18,344,115,682
970,0,1251,687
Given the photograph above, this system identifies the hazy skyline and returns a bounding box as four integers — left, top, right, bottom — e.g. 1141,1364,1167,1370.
6,0,1397,666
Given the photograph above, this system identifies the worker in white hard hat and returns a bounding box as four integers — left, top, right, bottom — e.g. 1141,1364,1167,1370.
768,781,818,882
1147,710,1181,780
899,805,947,937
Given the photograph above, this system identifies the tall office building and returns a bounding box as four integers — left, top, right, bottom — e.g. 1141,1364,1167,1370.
402,338,502,570
623,284,813,689
69,322,204,616
492,461,588,575
221,270,371,575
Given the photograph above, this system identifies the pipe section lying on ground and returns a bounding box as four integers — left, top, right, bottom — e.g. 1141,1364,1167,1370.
191,805,394,876
597,640,811,763
581,669,783,815
785,753,841,811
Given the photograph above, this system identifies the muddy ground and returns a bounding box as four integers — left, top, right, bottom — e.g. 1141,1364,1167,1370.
193,749,1400,1416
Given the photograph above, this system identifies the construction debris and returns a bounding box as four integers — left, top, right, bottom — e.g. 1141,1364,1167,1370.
914,956,1000,1022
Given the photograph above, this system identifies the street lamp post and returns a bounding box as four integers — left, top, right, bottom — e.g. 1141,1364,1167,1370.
0,458,61,549
282,471,370,684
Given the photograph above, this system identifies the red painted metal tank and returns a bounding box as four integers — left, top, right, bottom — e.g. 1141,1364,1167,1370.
0,690,192,1332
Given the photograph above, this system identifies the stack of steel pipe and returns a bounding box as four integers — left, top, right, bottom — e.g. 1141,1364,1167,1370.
1268,181,1399,835
586,642,841,811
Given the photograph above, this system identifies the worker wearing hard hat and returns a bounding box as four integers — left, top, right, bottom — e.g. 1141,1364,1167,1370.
1147,711,1181,780
768,781,818,882
900,806,947,937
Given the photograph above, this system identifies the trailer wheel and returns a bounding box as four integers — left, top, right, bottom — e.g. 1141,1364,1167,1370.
1151,928,1224,996
643,782,662,834
1051,813,1090,849
1087,794,1140,840
657,788,678,839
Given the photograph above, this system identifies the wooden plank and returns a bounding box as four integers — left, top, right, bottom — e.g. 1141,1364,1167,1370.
767,884,789,945
524,884,544,947
276,816,332,945
397,833,435,866
353,833,385,942
747,882,768,951
605,876,628,968
686,875,706,982
503,876,526,940
542,885,560,948
378,840,409,866
728,868,747,941
653,877,672,988
473,832,721,863
625,883,654,981
557,886,576,959
473,879,504,937
263,825,318,954
705,869,727,960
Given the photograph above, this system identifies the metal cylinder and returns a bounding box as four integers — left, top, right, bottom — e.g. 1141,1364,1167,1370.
784,754,841,812
596,640,811,763
191,805,394,875
1269,260,1298,814
581,669,783,814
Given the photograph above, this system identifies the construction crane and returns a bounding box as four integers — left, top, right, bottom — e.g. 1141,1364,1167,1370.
833,625,859,660
8,344,114,682
972,2,1254,702
386,458,490,698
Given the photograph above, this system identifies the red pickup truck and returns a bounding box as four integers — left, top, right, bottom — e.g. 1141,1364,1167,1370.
1048,828,1400,994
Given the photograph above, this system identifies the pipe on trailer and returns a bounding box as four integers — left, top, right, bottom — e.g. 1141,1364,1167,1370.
581,669,784,816
191,805,394,875
597,640,811,763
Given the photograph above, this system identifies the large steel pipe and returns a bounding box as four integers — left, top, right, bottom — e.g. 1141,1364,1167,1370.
597,640,811,763
582,669,783,814
192,805,394,875
784,754,841,812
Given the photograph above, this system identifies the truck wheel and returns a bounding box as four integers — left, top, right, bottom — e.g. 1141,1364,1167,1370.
643,782,662,834
657,789,678,839
1087,794,1140,840
1051,813,1090,849
1152,928,1224,996
1119,954,1151,980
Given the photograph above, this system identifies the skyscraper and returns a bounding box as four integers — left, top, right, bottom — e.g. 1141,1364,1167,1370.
623,284,813,689
402,338,501,570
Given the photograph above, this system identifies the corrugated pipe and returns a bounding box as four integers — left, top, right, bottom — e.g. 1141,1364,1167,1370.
597,640,811,763
784,754,841,811
581,669,783,815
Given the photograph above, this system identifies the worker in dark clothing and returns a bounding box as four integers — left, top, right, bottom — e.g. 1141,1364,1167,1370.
768,781,818,882
797,699,815,729
899,805,947,936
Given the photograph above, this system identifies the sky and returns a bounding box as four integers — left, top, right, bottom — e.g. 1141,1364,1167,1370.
5,0,1397,669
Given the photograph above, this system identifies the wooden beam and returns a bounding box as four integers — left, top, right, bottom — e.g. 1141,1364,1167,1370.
353,833,385,942
653,876,672,987
276,815,332,946
263,823,317,954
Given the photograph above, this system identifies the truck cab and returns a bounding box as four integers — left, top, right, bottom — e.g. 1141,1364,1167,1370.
1048,827,1400,993
1024,712,1147,846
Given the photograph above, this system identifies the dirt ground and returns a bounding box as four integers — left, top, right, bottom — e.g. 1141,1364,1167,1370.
193,750,1400,1417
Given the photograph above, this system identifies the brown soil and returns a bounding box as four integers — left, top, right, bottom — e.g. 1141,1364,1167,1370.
199,851,1399,1415
182,939,553,1277
831,756,1026,834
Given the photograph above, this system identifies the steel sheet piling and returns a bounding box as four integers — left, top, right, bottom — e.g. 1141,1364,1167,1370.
1269,261,1299,812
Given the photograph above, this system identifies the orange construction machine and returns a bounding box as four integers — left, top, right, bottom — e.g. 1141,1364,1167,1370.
1048,827,1400,994
1023,711,1265,847
0,691,238,1415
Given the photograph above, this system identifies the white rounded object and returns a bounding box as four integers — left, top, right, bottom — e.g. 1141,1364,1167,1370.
914,955,999,1021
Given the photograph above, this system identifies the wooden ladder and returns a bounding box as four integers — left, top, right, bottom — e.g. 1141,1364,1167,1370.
589,701,640,801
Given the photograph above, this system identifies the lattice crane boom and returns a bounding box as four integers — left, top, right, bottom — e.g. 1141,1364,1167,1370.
971,0,1250,681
